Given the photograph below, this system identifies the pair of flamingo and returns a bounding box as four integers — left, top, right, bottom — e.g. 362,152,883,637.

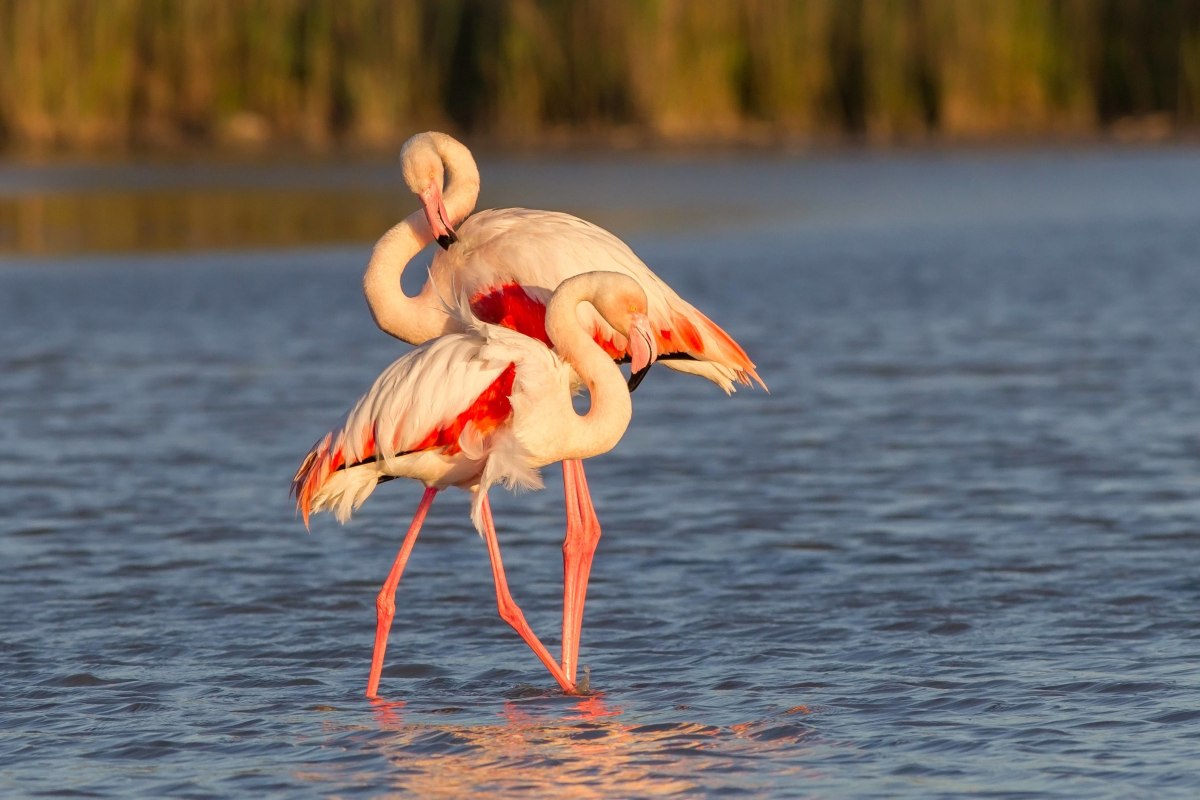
292,132,762,697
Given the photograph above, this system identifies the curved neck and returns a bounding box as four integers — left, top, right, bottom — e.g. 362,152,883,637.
429,132,480,227
544,281,634,461
361,209,453,345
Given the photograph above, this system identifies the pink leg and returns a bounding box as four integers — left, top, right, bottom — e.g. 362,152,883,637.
366,486,437,699
561,458,602,685
477,493,577,694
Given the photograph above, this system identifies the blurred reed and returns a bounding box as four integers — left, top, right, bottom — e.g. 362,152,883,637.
1,0,1198,151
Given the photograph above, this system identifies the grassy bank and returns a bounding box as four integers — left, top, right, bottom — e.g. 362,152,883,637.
2,0,1199,152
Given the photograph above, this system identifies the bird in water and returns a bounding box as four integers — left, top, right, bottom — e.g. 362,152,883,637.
292,272,657,697
359,131,765,683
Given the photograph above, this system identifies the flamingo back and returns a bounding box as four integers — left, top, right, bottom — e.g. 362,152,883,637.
292,332,534,527
438,208,764,392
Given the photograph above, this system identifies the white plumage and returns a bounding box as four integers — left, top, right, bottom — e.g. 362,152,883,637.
293,272,654,533
363,132,764,393
295,328,541,527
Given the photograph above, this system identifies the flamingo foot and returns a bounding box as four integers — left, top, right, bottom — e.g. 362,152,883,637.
576,665,591,695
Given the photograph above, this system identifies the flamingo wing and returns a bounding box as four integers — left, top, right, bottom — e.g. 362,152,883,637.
439,208,763,392
292,331,530,526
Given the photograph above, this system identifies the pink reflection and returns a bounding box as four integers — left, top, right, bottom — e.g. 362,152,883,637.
563,693,623,721
368,696,407,727
300,695,821,797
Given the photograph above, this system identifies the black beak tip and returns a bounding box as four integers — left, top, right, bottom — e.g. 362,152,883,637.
627,365,651,393
436,232,458,250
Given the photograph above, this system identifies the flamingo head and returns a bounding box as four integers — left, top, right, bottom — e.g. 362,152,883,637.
583,273,658,389
400,134,458,249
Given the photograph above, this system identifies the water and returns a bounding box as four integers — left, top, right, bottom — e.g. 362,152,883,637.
3,146,1200,797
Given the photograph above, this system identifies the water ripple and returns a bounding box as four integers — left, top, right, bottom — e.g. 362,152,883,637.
5,150,1200,798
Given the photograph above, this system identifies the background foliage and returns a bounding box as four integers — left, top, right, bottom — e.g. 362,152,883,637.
2,0,1198,151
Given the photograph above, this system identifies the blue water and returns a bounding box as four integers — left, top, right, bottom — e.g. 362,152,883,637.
3,147,1200,797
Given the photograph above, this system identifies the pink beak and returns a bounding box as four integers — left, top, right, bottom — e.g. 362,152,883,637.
420,185,457,249
626,313,658,391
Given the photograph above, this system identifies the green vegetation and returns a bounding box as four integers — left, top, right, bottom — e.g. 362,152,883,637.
2,0,1199,151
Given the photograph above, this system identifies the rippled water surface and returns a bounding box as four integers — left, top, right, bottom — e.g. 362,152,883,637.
3,147,1200,797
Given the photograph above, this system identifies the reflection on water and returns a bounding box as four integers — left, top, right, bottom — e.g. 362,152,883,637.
0,187,404,254
294,696,818,798
0,153,756,255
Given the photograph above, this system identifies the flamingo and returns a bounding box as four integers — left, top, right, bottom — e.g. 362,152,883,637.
292,272,657,697
364,132,762,393
359,132,765,686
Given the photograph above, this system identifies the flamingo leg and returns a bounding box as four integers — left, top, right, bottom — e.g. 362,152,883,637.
366,486,437,699
561,458,601,685
477,493,577,694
